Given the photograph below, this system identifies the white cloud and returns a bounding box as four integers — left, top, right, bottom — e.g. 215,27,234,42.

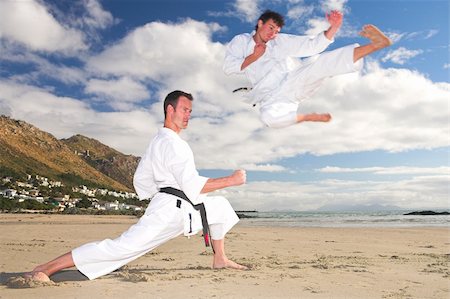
1,17,449,171
382,47,423,65
386,31,405,44
0,80,159,156
301,1,358,39
0,44,86,85
301,0,350,36
240,164,288,172
303,11,355,38
320,0,348,13
86,19,247,115
0,0,87,53
444,63,450,69
318,166,450,176
87,20,222,78
305,18,329,35
207,0,260,23
287,5,315,20
288,0,305,4
424,29,438,39
233,0,260,23
218,174,449,211
188,61,450,168
407,29,438,40
85,77,150,110
386,29,439,44
83,0,115,29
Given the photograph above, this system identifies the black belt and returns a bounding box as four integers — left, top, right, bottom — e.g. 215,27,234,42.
159,187,212,250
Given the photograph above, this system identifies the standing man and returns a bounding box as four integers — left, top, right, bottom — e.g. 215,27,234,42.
26,90,247,282
223,10,391,128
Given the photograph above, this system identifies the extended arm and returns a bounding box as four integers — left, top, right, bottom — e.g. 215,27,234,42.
324,10,343,40
201,170,246,194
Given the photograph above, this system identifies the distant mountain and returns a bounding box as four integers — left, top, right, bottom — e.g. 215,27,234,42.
61,134,139,190
316,203,404,212
0,115,135,191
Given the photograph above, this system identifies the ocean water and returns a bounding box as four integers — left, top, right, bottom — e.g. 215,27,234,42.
237,210,450,228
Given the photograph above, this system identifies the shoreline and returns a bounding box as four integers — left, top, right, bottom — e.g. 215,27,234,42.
2,209,449,227
1,214,449,298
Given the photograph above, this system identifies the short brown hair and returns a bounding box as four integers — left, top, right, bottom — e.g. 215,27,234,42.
163,90,193,118
255,10,285,31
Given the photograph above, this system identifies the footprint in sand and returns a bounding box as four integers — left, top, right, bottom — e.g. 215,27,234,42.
116,271,151,282
6,276,56,288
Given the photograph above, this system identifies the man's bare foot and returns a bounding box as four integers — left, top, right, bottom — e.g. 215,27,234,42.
359,24,392,49
213,258,248,270
298,113,332,123
23,271,51,282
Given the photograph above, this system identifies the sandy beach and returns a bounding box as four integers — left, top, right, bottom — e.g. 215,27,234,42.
0,214,448,299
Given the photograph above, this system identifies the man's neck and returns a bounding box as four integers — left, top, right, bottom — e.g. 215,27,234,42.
163,123,181,134
253,32,265,44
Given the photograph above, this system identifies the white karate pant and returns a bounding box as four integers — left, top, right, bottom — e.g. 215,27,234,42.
72,195,239,280
259,43,363,128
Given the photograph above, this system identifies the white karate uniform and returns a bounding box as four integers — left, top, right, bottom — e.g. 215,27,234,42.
223,32,363,128
72,128,239,280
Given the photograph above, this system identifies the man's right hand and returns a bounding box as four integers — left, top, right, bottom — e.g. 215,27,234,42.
253,43,266,58
241,44,266,70
201,170,246,194
230,170,246,186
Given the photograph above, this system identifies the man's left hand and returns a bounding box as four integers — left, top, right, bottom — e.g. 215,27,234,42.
326,10,343,29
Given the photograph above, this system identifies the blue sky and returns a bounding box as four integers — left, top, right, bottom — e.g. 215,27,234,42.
0,0,448,211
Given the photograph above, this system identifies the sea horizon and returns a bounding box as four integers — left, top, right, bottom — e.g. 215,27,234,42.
237,209,450,228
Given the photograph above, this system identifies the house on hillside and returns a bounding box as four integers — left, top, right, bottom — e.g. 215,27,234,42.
49,180,62,187
126,205,142,211
33,196,45,203
96,189,108,196
17,182,33,188
2,177,13,183
29,189,40,197
4,189,17,198
105,200,119,210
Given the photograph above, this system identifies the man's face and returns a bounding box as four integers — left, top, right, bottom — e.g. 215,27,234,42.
257,19,281,43
172,96,192,130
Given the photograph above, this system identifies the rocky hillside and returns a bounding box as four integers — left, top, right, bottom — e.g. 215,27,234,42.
61,134,139,190
0,115,135,191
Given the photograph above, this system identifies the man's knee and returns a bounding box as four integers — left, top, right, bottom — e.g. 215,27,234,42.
209,196,234,211
260,109,297,128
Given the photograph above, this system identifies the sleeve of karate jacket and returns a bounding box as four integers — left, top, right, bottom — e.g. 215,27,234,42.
223,34,248,75
165,139,208,205
133,142,158,200
276,32,333,58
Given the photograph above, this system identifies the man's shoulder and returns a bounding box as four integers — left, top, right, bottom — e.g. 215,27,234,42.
270,33,308,47
154,129,189,151
239,32,253,38
274,33,301,41
154,129,181,144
